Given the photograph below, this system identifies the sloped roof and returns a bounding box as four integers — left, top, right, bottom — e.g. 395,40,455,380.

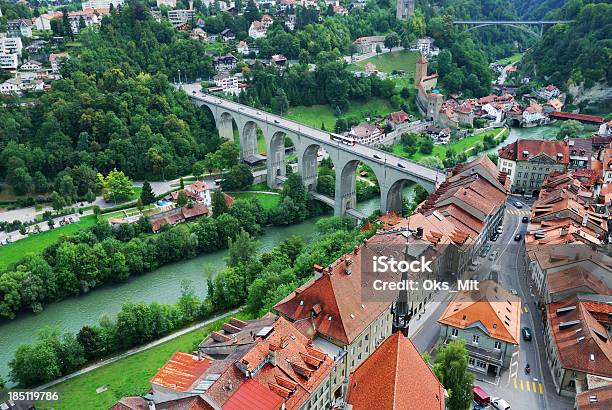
438,280,521,344
575,383,612,409
347,332,445,410
498,139,569,164
150,352,212,392
223,378,284,410
547,266,611,297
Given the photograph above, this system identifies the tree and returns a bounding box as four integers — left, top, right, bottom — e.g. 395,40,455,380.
217,141,239,169
227,229,260,267
271,89,289,115
419,138,434,154
176,191,188,207
136,198,144,211
100,169,134,203
85,189,96,203
211,190,229,217
221,164,254,191
179,177,184,189
556,120,584,140
375,44,382,54
433,340,474,410
140,181,156,205
61,8,73,40
384,32,400,51
9,342,60,387
77,326,103,360
51,191,66,212
8,167,33,196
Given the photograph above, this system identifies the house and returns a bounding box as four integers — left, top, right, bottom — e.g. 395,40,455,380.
522,102,547,126
438,280,521,376
352,36,385,54
0,36,23,55
385,110,409,130
48,53,69,73
190,28,207,42
545,98,564,112
19,60,42,71
271,54,287,66
0,52,18,70
248,21,267,39
481,103,504,123
149,203,210,232
345,332,446,409
261,14,274,28
284,14,296,31
0,78,20,94
544,294,612,397
414,36,439,57
347,123,383,145
213,71,239,93
34,9,108,34
575,382,612,410
333,5,348,15
7,19,32,37
497,139,569,195
82,0,124,10
111,395,213,410
597,120,612,137
364,62,377,75
220,28,235,42
538,84,561,100
213,54,237,71
236,40,249,54
568,138,593,169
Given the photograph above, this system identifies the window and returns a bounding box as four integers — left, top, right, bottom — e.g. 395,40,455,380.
507,169,512,176
517,172,522,178
472,335,480,344
494,341,502,350
469,357,475,367
451,328,459,337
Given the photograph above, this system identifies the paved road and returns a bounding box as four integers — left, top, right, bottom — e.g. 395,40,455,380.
342,46,404,64
179,82,444,187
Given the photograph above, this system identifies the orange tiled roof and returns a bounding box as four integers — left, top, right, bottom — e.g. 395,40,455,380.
546,296,612,377
347,332,445,410
547,266,611,297
575,383,612,409
438,280,521,344
498,139,569,164
150,352,212,392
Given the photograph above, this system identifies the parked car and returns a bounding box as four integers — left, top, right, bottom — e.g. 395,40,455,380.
514,234,522,241
510,289,518,296
491,397,511,410
490,234,499,242
496,226,503,234
522,327,532,341
489,250,498,261
514,201,523,208
522,216,529,223
473,386,491,406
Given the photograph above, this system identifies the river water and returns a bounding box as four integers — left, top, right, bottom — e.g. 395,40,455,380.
0,125,570,382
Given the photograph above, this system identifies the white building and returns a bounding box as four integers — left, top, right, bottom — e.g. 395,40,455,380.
482,103,504,123
348,123,383,145
236,40,249,54
167,9,195,25
0,52,19,70
7,19,32,37
537,84,560,100
20,60,42,71
248,21,267,39
414,37,439,57
213,71,239,93
0,78,20,94
156,0,177,7
0,36,23,55
81,0,124,10
49,53,69,73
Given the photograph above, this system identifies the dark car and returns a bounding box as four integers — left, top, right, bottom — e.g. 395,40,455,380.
490,233,499,242
373,154,382,159
514,234,522,241
397,162,405,168
522,216,529,223
522,327,532,341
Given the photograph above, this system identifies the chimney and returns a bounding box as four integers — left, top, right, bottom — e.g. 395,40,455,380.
313,264,324,279
416,227,423,239
345,257,352,275
268,345,277,366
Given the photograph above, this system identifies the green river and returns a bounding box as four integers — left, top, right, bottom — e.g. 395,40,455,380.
0,125,579,383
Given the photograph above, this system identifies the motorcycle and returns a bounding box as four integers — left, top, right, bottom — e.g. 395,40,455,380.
525,363,531,374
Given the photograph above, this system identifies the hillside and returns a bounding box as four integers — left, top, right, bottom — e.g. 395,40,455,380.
511,0,567,19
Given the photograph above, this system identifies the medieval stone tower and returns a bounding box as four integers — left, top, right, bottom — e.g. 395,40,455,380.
396,0,414,20
414,54,428,87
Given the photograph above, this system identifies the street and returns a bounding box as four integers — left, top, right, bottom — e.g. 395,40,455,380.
410,198,574,410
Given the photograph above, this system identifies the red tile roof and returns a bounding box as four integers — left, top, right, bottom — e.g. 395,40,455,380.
150,352,212,392
547,266,611,297
575,383,612,409
223,378,284,410
387,110,409,124
347,332,445,410
546,296,612,377
438,280,521,344
498,139,569,164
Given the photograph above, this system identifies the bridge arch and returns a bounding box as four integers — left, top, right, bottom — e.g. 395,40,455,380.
464,23,541,38
267,130,299,187
217,111,237,141
299,143,321,192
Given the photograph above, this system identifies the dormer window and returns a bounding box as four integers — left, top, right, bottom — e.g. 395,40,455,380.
523,151,529,158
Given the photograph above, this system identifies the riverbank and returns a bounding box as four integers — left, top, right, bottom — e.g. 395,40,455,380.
36,309,249,410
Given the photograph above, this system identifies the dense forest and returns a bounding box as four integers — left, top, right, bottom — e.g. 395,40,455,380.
521,0,611,89
510,0,567,19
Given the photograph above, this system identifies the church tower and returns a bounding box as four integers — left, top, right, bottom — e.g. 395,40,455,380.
396,0,414,20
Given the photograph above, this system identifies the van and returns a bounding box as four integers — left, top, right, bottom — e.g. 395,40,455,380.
214,178,223,186
473,386,490,406
491,397,511,410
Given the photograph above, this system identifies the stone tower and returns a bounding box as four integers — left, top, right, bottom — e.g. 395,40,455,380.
396,0,414,21
414,53,428,87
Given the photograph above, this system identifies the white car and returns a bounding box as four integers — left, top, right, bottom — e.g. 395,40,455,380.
496,226,503,234
491,397,511,410
514,201,523,208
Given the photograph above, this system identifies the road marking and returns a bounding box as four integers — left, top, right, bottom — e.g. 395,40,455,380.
533,382,537,392
514,378,518,389
539,383,543,394
520,379,524,390
527,381,531,392
524,306,529,313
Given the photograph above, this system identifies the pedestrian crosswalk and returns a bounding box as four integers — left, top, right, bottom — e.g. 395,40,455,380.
513,378,544,395
521,306,529,314
506,209,531,215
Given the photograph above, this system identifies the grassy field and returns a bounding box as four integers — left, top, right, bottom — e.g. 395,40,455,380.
350,50,420,77
287,98,396,130
495,53,523,66
392,128,509,161
0,215,97,271
41,311,252,410
230,191,281,210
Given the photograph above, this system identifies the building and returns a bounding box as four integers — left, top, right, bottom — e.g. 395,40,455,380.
0,36,23,55
569,138,594,169
345,332,446,409
7,19,32,37
384,110,410,130
414,54,443,122
544,294,612,397
236,40,249,54
271,54,287,66
167,9,195,26
396,0,414,20
575,382,612,410
438,280,521,376
213,54,238,71
498,139,569,195
213,71,239,93
156,0,177,7
49,53,69,73
19,60,42,71
34,9,109,33
522,102,547,126
352,36,385,54
414,37,439,57
82,0,123,9
538,84,561,100
249,21,267,39
190,28,207,42
0,52,18,70
347,123,383,145
149,203,209,232
220,28,235,42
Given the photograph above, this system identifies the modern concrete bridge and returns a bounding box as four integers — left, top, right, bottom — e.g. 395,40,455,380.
453,20,574,37
181,83,444,217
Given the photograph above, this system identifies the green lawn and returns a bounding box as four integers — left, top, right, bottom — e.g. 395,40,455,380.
287,98,396,130
230,191,281,210
40,311,252,410
352,50,420,76
392,128,509,161
495,53,523,66
98,204,156,222
0,215,97,271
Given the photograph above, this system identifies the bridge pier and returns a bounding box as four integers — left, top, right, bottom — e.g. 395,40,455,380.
240,122,259,162
267,131,287,188
300,144,319,192
215,112,234,141
334,160,358,217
